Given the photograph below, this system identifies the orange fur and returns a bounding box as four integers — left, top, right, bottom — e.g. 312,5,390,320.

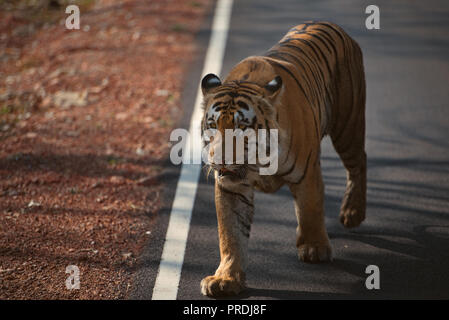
200,22,366,297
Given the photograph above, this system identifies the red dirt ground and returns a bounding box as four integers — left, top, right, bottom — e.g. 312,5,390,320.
0,0,211,299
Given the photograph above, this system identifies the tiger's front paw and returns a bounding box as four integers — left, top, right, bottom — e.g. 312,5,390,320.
200,275,245,297
297,242,333,263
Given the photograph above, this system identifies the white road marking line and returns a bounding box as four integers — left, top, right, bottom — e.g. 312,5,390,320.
151,0,233,300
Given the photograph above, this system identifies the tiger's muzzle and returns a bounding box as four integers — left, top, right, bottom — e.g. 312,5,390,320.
214,165,247,181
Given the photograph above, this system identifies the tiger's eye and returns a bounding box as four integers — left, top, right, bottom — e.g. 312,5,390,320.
209,123,217,129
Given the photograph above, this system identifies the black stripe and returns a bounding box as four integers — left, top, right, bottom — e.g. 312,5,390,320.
296,39,333,118
301,38,329,72
214,106,227,112
249,61,257,72
220,187,254,208
277,44,327,88
294,150,312,184
296,21,315,32
237,88,258,96
233,209,252,228
212,101,224,107
281,37,321,63
265,56,321,143
236,81,262,90
250,117,257,129
264,118,270,130
236,101,249,110
233,210,252,237
280,39,332,78
285,42,332,104
292,30,307,35
238,87,260,95
236,93,254,102
263,57,311,106
283,134,293,166
268,49,306,74
214,86,235,93
267,50,318,105
281,155,297,177
309,33,332,54
278,43,332,78
314,29,338,57
213,92,234,99
272,50,323,104
317,22,345,42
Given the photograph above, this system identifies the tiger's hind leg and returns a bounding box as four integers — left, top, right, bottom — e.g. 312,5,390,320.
330,100,366,229
329,43,367,228
330,103,367,228
336,147,366,228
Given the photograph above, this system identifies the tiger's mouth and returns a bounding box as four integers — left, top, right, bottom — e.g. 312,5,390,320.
217,167,246,180
218,168,237,177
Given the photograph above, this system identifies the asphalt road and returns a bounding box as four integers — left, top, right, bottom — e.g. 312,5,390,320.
131,0,449,299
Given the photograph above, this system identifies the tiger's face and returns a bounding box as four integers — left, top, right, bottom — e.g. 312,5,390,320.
201,69,282,182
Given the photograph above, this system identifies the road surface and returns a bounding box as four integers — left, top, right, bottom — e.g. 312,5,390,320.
131,0,449,299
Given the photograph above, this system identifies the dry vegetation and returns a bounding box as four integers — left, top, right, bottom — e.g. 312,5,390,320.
0,0,211,299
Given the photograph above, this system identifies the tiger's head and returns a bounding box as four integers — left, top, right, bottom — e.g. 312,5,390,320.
201,57,283,182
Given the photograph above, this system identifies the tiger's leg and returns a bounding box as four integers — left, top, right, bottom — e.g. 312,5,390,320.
200,178,254,297
288,160,332,263
328,40,367,228
330,70,367,228
335,145,367,228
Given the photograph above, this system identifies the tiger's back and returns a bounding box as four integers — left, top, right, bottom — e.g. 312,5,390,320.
223,21,366,185
268,22,365,139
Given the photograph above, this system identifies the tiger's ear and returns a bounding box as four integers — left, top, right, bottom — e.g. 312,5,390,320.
201,73,221,95
264,76,282,97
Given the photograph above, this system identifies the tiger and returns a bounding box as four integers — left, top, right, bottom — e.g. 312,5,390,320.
200,21,366,297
